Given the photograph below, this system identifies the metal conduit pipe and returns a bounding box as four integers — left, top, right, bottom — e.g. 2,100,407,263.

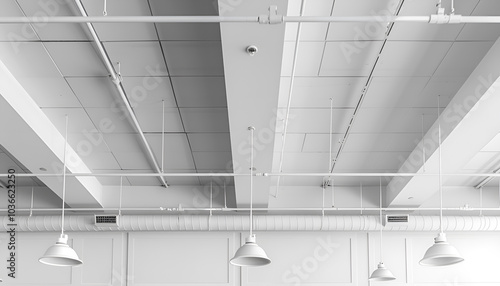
73,0,167,187
2,15,500,24
3,215,500,232
2,172,500,177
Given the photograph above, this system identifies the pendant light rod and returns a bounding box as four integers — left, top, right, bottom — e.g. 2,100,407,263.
379,178,383,262
438,95,443,234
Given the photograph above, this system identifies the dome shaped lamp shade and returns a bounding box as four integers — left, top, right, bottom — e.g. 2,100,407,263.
230,234,271,267
39,234,83,267
369,262,396,281
420,233,464,266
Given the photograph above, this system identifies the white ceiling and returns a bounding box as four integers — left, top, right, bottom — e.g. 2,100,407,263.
0,0,499,214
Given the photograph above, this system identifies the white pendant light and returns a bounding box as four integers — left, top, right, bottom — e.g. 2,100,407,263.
369,178,395,281
40,115,83,267
230,127,271,267
420,96,463,267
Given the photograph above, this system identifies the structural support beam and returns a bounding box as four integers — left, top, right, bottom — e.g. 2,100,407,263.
0,60,103,208
220,1,287,208
387,36,500,207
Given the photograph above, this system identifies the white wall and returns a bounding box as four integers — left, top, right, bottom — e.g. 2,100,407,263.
0,230,499,286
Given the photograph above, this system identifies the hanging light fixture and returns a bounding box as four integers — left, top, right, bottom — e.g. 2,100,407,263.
420,96,463,267
39,115,83,267
230,127,271,267
369,178,396,281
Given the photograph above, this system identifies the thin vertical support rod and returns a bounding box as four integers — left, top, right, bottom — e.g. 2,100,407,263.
61,115,69,235
29,187,34,217
360,182,363,215
119,176,123,217
161,100,165,173
223,180,227,209
249,126,255,237
438,95,443,233
422,114,426,172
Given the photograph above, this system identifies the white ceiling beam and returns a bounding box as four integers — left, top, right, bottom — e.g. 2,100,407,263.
220,1,287,207
386,36,500,207
0,60,103,208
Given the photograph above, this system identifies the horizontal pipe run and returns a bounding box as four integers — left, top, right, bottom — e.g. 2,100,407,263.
0,15,500,24
2,207,496,212
3,215,500,232
2,172,500,177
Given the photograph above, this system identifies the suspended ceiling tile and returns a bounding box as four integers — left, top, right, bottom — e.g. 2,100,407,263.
284,0,333,41
193,152,232,170
113,151,152,170
457,0,500,40
302,133,344,152
82,151,120,170
81,0,157,41
0,42,60,77
180,108,230,133
481,133,500,152
86,107,136,133
144,134,196,170
273,133,306,152
343,133,422,152
279,76,366,108
67,77,119,108
349,107,440,133
162,41,224,76
0,152,24,172
282,152,333,172
44,42,108,76
103,133,143,153
134,107,184,133
16,0,89,41
67,132,111,154
188,133,231,152
279,108,354,133
361,76,430,108
121,76,177,109
335,151,411,170
20,77,81,108
319,41,384,76
171,77,227,108
434,41,494,77
388,0,479,41
326,0,399,41
41,107,97,133
373,41,452,77
103,42,168,76
281,41,325,76
0,0,36,41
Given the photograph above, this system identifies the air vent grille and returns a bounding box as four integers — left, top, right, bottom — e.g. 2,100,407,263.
94,215,119,227
384,214,409,226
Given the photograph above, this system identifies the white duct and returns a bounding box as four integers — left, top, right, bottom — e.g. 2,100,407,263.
3,215,500,232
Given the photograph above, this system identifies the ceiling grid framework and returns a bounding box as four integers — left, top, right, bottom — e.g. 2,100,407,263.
0,0,499,217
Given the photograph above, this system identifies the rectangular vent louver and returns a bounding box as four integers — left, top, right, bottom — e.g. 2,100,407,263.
94,215,119,227
384,214,409,226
